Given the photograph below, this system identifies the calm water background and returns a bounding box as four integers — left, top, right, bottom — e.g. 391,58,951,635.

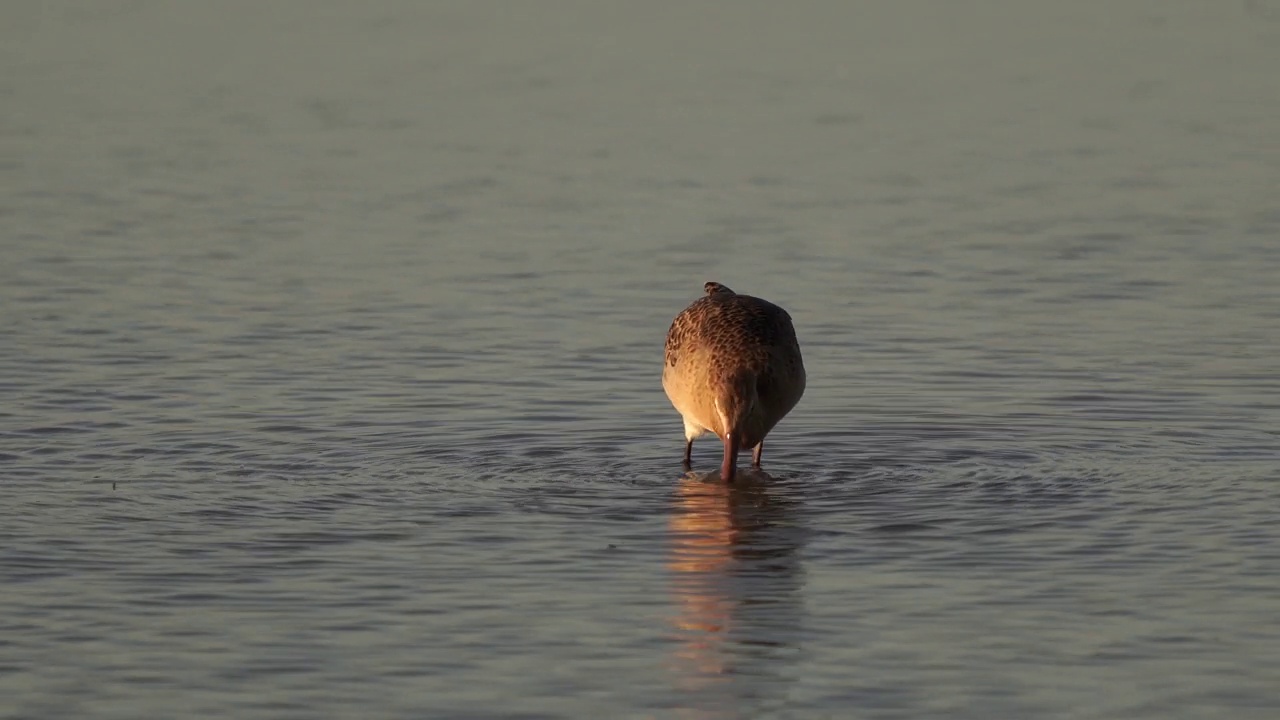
3,2,1279,718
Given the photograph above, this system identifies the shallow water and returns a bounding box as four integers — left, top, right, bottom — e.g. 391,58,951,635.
3,2,1279,718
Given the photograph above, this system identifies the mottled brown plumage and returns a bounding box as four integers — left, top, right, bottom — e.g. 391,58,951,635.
662,282,806,481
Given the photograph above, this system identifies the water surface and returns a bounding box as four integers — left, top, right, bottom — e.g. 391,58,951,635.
3,2,1279,718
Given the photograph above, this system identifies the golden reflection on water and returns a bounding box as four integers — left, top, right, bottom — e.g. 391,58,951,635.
666,471,804,717
669,476,739,678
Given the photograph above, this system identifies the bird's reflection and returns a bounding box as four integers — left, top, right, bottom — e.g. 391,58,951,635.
666,469,807,718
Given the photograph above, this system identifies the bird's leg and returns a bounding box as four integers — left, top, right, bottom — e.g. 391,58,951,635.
720,434,739,482
682,439,693,470
752,441,763,469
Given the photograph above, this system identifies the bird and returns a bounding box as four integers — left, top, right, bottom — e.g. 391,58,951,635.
662,282,806,481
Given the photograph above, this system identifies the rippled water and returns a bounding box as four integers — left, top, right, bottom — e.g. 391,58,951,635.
4,2,1279,718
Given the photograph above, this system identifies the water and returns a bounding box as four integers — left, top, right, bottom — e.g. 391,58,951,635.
3,1,1279,718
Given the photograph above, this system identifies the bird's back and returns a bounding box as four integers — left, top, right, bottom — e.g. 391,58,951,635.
664,289,796,375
